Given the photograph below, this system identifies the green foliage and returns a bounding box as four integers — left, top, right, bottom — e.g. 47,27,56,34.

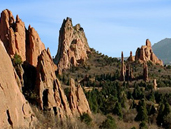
135,100,148,122
100,115,116,129
157,101,171,126
80,113,92,125
139,121,148,129
132,85,145,99
113,101,123,118
12,53,22,66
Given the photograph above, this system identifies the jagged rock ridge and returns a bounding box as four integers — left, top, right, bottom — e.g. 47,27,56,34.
0,9,45,67
54,17,90,74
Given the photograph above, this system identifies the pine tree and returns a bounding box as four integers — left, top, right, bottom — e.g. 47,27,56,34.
113,101,123,118
135,99,148,122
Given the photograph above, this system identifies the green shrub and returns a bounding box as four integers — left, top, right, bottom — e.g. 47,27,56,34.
100,115,116,129
139,121,148,129
12,53,22,66
80,113,92,125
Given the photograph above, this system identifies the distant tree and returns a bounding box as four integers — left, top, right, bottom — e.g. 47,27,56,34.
135,100,148,122
139,121,148,129
113,101,123,119
80,113,92,125
100,115,116,129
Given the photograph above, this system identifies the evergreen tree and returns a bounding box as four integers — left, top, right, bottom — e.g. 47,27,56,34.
113,101,123,118
135,100,148,122
157,103,165,125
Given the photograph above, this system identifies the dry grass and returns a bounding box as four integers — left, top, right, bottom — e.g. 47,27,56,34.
31,105,104,129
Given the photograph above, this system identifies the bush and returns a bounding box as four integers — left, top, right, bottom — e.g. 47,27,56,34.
80,113,92,125
100,115,116,129
12,53,22,66
139,121,148,129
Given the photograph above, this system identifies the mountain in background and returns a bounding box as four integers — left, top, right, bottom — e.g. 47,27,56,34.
152,38,171,65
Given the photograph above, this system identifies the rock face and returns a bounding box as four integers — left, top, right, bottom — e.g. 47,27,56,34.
120,51,126,81
36,49,72,119
36,50,91,119
69,78,91,116
55,17,90,73
26,25,45,67
135,39,163,65
143,63,148,82
0,40,36,128
0,9,45,66
0,9,26,61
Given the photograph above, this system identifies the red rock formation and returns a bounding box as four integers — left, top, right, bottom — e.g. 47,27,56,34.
26,25,45,67
36,49,91,119
153,79,157,90
0,10,26,61
36,49,72,119
143,63,148,82
0,9,45,66
69,78,91,116
135,39,163,65
126,64,134,81
0,40,36,128
120,51,126,81
55,17,90,74
127,51,135,62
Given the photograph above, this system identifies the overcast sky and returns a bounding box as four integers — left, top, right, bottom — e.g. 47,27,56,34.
1,0,171,57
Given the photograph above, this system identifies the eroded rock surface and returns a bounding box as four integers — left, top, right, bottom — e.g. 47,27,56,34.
36,49,72,119
0,40,36,128
55,17,90,74
69,78,91,116
135,39,163,65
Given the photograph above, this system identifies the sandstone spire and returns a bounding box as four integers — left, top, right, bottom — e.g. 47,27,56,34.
26,25,45,67
126,63,134,81
0,9,26,61
69,78,91,116
36,49,72,119
0,9,45,66
120,51,125,81
143,63,148,82
128,51,135,62
153,79,157,90
54,17,90,74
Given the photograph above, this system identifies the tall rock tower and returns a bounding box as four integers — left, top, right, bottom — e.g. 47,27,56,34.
120,51,125,81
54,17,90,74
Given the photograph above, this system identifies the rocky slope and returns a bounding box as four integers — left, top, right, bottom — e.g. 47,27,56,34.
0,40,36,128
152,38,171,64
54,17,90,74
